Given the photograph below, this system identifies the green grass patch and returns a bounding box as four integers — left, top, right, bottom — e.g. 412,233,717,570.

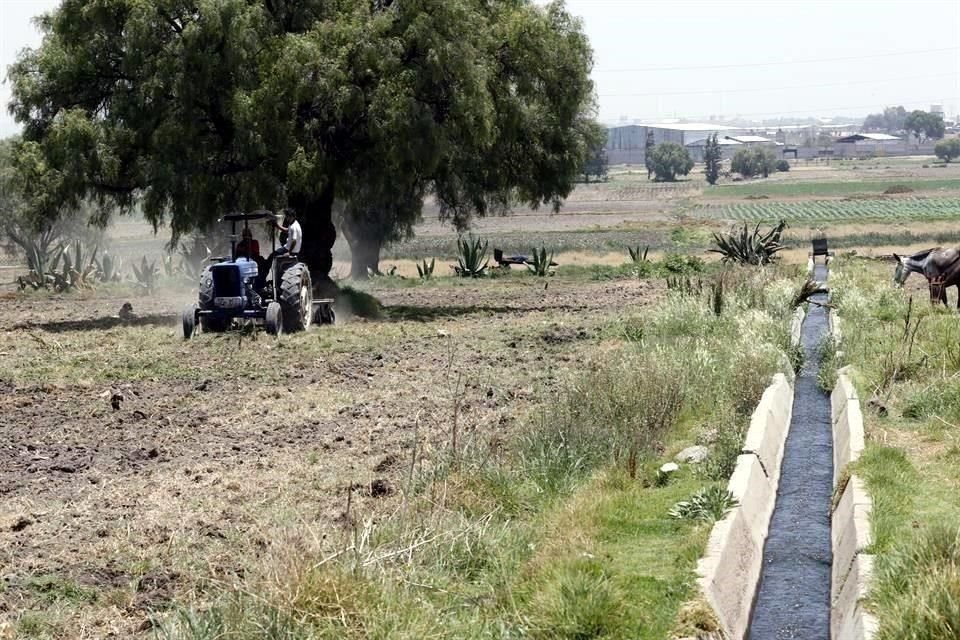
829,257,960,636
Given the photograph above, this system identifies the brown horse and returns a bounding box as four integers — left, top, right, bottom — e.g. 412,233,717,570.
893,247,960,307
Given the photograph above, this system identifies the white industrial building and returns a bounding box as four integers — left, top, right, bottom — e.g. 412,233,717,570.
684,136,743,162
605,123,738,165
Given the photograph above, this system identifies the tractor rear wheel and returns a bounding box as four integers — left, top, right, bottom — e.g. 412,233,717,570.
280,263,312,332
181,303,198,339
265,302,283,336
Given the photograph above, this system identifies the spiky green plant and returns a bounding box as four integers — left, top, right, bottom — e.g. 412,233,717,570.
178,236,212,281
453,235,489,278
94,253,123,283
417,258,435,280
526,246,555,276
17,239,65,290
132,256,160,295
668,486,739,522
710,219,787,265
162,254,178,278
628,245,650,263
59,240,99,290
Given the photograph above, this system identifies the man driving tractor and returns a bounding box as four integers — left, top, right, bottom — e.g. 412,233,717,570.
257,208,303,289
235,227,260,259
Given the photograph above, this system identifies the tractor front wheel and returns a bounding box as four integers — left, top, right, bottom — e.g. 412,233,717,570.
197,268,229,332
265,302,283,336
280,263,312,333
181,303,198,339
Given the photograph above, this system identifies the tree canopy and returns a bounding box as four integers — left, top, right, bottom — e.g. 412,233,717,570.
1,136,102,270
647,143,693,182
863,106,908,133
934,139,960,163
731,147,777,179
703,134,721,186
904,110,945,143
8,0,600,284
580,137,609,184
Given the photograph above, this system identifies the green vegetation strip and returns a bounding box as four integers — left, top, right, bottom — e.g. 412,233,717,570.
827,261,960,639
696,196,960,223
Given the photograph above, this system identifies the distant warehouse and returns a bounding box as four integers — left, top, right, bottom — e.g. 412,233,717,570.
605,123,737,165
834,132,901,156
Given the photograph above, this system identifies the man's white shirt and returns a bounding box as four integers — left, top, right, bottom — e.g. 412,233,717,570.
286,220,303,253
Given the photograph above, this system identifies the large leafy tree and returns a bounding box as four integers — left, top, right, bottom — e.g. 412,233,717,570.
904,110,945,144
731,147,777,179
647,143,693,182
7,0,599,287
934,139,960,163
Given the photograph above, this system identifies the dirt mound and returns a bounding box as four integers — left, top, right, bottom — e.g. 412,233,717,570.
744,194,769,200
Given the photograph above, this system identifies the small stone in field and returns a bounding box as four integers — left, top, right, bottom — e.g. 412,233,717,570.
675,446,710,464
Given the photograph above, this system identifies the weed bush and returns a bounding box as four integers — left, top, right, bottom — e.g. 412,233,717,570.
669,486,739,522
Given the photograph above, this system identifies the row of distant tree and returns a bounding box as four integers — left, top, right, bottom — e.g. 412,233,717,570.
863,106,946,142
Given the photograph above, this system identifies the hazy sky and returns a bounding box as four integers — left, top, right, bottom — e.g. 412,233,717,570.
2,0,959,135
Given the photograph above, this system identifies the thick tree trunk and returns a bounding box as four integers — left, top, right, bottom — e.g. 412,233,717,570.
291,181,337,296
341,217,383,279
348,236,383,279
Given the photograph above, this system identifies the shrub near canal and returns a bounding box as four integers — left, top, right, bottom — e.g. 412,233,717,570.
159,269,800,640
827,258,960,639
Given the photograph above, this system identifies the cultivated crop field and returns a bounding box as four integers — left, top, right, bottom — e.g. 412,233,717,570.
695,196,960,223
708,177,960,199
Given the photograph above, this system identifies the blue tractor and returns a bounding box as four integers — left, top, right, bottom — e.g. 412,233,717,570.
180,210,334,338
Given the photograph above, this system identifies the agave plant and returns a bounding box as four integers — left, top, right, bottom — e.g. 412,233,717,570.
710,219,787,266
668,486,739,522
628,245,650,263
95,253,123,283
417,258,435,280
453,235,489,278
132,256,160,295
178,235,212,281
526,246,556,277
59,240,99,290
161,254,178,278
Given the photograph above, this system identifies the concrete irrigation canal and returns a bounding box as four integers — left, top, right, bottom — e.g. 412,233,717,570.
747,262,833,640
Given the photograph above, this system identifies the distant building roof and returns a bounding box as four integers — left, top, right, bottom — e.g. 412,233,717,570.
726,135,774,143
607,122,737,132
836,133,900,142
686,137,742,147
